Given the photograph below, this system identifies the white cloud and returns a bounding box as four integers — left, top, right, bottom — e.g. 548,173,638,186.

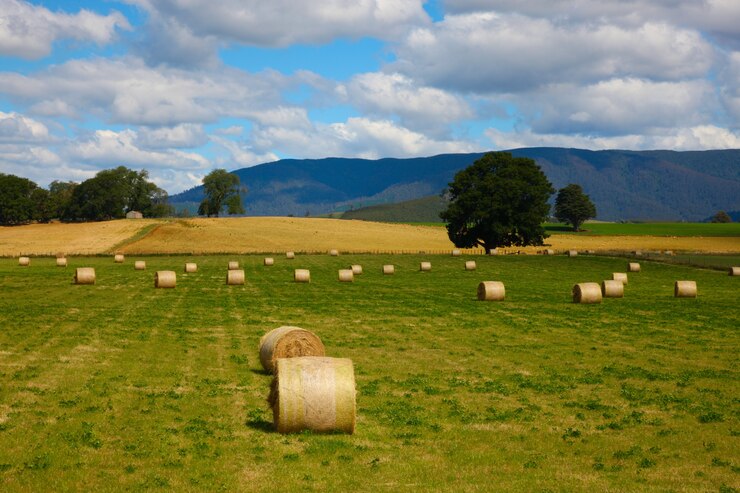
136,124,208,149
0,0,130,59
0,111,50,143
392,12,715,93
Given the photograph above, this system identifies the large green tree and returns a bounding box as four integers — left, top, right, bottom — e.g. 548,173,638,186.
554,184,597,231
440,152,554,253
48,180,78,220
199,169,246,217
0,173,51,225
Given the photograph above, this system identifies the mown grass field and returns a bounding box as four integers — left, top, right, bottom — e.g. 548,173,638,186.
0,254,738,492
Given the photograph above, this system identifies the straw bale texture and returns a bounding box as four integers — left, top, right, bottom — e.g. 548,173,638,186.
465,261,476,271
382,264,395,275
74,267,95,285
114,254,124,263
601,280,624,298
452,249,461,256
226,269,245,285
155,271,176,288
329,249,339,256
18,257,30,266
269,357,356,434
56,258,67,267
259,326,326,373
134,261,146,270
338,269,354,282
674,281,697,298
294,269,310,283
573,282,602,304
612,272,628,284
350,264,362,275
264,257,274,266
420,261,431,272
228,261,239,270
628,262,641,272
477,281,505,301
185,262,197,273
286,251,295,259
730,267,740,276
567,250,578,257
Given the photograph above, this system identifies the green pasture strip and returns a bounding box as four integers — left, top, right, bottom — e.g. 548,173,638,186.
106,221,167,254
0,255,738,492
545,222,740,237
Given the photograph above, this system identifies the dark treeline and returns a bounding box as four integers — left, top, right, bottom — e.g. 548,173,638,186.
0,166,172,225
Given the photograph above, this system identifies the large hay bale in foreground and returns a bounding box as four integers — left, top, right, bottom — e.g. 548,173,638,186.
264,257,274,266
294,269,310,283
286,251,295,259
226,269,245,285
573,283,602,304
477,281,505,301
329,249,339,256
612,272,628,284
465,261,476,271
674,281,697,298
382,264,395,275
601,280,624,298
451,249,461,256
74,267,95,285
259,326,326,373
114,254,124,263
18,257,30,266
338,269,354,282
56,258,67,267
185,262,197,273
134,261,146,270
729,267,739,276
420,261,431,272
155,271,176,288
628,262,641,272
350,264,362,275
228,261,239,270
269,357,356,434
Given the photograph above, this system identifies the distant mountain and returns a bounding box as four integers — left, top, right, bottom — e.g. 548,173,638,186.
169,148,740,221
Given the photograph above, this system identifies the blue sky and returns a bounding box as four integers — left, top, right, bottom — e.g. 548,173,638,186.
0,0,738,193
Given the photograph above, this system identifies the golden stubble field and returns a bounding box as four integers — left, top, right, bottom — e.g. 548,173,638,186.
1,217,738,256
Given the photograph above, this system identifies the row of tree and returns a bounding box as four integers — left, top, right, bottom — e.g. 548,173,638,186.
441,152,596,252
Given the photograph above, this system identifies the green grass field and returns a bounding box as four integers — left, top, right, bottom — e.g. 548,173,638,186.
0,255,738,492
405,222,740,237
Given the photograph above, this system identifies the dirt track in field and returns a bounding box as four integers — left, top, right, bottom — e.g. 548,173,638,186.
1,217,738,256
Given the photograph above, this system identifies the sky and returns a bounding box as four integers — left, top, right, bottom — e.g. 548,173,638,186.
0,0,739,194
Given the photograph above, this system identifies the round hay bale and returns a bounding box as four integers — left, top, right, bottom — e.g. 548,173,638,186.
226,269,245,285
114,254,124,263
294,269,310,283
729,266,740,276
56,257,67,267
269,357,356,434
674,280,697,298
544,249,555,255
567,250,578,257
155,271,176,288
264,257,274,266
573,283,602,304
664,250,674,256
338,269,354,282
382,264,395,275
601,280,624,298
329,249,339,256
489,248,499,256
350,264,362,275
18,256,30,266
465,260,476,271
633,250,643,256
612,272,628,284
74,267,95,285
228,261,239,270
628,262,641,272
286,251,295,259
451,249,461,256
259,326,326,373
184,262,197,273
477,281,505,301
134,260,146,270
420,261,431,272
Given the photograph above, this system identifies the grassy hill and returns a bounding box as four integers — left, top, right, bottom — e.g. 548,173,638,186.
341,195,447,223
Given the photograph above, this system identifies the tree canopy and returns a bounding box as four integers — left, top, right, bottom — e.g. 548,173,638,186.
199,169,246,217
710,210,732,223
0,174,50,225
554,184,597,231
440,152,554,252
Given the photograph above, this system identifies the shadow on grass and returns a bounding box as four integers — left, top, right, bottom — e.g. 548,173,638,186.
246,419,274,433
